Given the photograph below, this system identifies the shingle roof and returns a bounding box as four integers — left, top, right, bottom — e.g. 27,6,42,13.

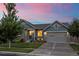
44,21,69,30
33,24,50,29
20,19,35,29
62,23,69,27
21,19,69,30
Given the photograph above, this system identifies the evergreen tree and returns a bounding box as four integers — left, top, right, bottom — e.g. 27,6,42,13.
0,3,23,48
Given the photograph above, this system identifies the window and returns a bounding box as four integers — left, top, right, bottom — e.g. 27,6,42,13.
29,31,34,36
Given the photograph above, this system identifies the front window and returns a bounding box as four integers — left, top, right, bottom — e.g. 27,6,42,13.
29,31,34,36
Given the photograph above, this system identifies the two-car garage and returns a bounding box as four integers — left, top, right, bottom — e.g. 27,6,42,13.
45,32,67,43
43,21,69,43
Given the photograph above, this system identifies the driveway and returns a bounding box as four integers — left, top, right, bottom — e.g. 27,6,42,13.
30,43,77,56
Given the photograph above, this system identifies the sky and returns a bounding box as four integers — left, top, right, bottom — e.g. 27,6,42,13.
0,3,79,24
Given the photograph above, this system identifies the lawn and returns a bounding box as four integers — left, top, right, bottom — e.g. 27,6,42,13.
0,48,33,53
0,42,42,53
70,44,79,54
70,44,79,51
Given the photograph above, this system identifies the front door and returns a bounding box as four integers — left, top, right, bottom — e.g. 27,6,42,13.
36,30,43,40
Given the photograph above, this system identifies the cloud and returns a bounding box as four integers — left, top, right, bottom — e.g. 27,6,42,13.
0,3,77,24
0,3,6,12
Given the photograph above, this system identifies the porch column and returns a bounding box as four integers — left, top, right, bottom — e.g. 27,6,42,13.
42,31,44,40
27,30,29,40
34,30,36,41
34,30,37,40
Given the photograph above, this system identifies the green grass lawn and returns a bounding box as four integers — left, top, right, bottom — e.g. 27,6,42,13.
0,48,33,53
70,44,79,51
0,42,42,53
70,44,79,54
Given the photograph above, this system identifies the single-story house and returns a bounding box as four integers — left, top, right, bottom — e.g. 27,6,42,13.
20,19,70,43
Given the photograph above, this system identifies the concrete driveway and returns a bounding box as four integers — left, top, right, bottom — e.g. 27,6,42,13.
30,43,77,56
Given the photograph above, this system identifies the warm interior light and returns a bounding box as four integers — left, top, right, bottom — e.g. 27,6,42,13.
41,38,43,40
37,38,43,41
37,38,40,40
37,30,42,37
29,31,34,36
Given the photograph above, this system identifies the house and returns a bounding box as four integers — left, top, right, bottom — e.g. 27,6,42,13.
21,19,69,43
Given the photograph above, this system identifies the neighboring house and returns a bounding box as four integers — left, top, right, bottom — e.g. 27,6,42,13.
21,19,69,43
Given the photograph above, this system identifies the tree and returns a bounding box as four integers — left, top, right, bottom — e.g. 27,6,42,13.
0,3,23,48
68,18,79,41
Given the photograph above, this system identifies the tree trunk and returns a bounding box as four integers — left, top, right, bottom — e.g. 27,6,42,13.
8,40,11,48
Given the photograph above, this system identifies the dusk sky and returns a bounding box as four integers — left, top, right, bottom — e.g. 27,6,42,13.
0,3,79,24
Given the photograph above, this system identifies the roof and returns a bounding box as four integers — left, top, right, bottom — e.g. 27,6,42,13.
44,21,69,31
62,23,69,28
33,24,49,29
20,19,35,29
21,19,69,30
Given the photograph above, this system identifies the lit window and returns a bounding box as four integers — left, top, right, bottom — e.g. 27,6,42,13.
29,31,34,36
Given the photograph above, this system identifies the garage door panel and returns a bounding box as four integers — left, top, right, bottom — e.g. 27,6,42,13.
46,32,67,43
47,32,66,36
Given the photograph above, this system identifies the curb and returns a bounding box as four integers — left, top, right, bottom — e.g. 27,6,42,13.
0,51,30,56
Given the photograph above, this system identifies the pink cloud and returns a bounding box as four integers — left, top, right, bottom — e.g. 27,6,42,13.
16,3,52,16
0,3,73,24
0,3,6,12
16,3,53,21
26,3,52,14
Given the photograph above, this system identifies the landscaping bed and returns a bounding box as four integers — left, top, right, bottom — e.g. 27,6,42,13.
0,42,42,53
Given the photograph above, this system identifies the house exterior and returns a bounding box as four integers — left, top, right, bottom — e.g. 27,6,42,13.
21,19,69,43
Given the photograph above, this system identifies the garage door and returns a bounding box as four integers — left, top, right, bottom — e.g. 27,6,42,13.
45,32,67,43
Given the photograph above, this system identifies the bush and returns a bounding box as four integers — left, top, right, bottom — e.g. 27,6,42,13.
20,38,25,43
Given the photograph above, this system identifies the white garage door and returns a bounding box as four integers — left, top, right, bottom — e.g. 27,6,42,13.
45,32,67,43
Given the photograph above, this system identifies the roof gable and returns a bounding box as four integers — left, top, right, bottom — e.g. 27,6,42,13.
44,21,68,32
21,19,35,29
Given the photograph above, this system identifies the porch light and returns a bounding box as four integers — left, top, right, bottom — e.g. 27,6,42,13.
44,32,47,35
67,32,69,36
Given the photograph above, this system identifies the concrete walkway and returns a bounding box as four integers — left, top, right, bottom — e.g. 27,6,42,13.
29,43,77,56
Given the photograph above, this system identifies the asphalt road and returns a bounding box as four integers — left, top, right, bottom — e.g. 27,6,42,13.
0,52,36,56
0,53,19,56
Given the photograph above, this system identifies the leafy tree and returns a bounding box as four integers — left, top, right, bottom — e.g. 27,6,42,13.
0,3,23,48
68,18,79,41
